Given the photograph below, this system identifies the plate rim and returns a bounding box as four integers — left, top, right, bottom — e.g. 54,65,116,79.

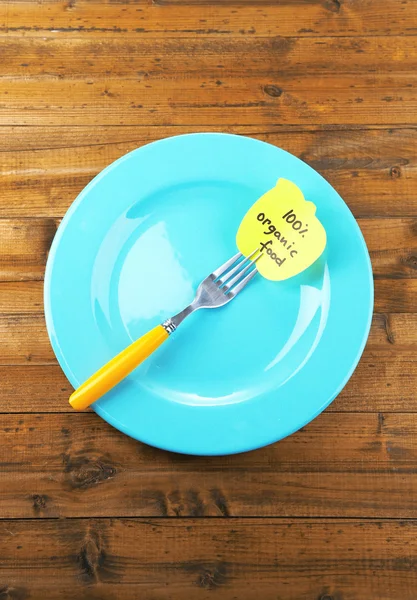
44,132,374,455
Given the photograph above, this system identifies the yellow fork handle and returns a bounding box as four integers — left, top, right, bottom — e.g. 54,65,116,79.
69,324,169,411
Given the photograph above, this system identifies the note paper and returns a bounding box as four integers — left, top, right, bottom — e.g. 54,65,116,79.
236,178,326,281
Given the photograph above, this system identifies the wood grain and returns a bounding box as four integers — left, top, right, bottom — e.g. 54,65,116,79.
2,412,417,518
0,0,415,37
0,314,54,364
361,219,417,279
0,219,57,281
1,275,415,314
0,0,416,598
2,36,417,78
1,350,417,413
0,519,416,600
1,127,415,218
0,310,416,365
0,217,416,281
0,365,72,412
2,123,414,152
1,73,417,126
375,280,417,312
369,313,417,348
0,282,45,311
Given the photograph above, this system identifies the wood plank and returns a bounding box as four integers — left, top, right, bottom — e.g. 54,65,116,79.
0,365,72,412
0,314,55,364
1,74,417,126
1,218,417,299
369,313,417,348
2,36,417,78
2,412,417,518
0,127,415,218
362,219,417,279
0,0,415,38
12,276,417,314
1,349,416,413
1,217,416,282
0,219,57,281
1,521,416,600
374,280,417,312
0,282,45,311
0,312,416,365
335,350,417,412
2,123,413,152
0,217,416,281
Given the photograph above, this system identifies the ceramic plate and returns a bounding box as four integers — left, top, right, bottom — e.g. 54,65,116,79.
44,133,373,455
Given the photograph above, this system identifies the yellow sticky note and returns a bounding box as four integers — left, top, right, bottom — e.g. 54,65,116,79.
236,178,326,281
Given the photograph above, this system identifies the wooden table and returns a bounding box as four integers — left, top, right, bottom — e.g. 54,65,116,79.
1,1,417,598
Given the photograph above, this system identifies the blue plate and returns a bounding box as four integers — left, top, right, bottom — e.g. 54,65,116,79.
44,133,373,455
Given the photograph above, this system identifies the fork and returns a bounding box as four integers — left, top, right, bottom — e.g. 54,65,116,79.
69,249,260,410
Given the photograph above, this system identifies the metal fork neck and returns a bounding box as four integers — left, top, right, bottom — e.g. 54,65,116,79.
162,302,198,334
162,252,259,335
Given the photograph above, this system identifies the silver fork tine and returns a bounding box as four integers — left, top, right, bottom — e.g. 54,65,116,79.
217,247,259,286
211,251,242,279
222,251,261,290
167,249,260,332
229,266,258,297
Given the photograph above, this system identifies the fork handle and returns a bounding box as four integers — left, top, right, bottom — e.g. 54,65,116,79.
69,325,169,411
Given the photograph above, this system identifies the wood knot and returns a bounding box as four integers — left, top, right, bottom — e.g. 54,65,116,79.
270,37,294,53
140,490,169,516
77,530,106,583
62,453,117,490
381,314,395,345
31,494,48,514
401,254,417,271
197,562,228,589
264,84,283,98
101,88,115,98
390,166,401,178
210,488,231,517
0,586,29,600
377,412,385,434
318,593,343,600
323,0,342,13
164,489,206,516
